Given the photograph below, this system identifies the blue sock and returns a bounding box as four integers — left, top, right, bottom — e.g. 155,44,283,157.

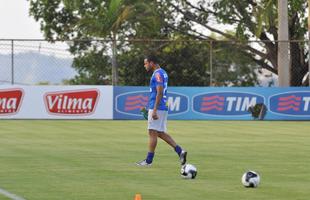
174,145,182,156
146,152,154,164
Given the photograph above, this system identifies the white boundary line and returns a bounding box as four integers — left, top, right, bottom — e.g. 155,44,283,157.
0,188,26,200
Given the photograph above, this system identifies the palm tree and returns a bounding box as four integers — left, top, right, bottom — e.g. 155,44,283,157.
79,0,132,85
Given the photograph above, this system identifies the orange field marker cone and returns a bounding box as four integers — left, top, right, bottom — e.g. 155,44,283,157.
134,193,142,200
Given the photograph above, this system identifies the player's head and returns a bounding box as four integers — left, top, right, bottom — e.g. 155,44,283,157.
144,55,158,72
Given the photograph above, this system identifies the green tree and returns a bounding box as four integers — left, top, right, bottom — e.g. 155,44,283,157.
29,0,154,85
118,36,259,86
68,48,112,85
29,0,260,86
158,0,308,86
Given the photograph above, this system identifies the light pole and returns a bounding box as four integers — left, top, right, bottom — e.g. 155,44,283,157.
278,0,290,86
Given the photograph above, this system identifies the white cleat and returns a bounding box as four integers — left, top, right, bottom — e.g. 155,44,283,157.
136,159,152,167
180,150,187,165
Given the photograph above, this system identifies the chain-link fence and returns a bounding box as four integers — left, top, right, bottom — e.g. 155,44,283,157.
0,39,309,86
0,40,75,85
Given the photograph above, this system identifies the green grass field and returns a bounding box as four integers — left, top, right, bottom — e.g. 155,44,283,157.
0,120,309,200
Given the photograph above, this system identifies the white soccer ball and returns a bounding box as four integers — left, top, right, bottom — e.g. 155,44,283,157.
180,164,197,179
241,171,260,188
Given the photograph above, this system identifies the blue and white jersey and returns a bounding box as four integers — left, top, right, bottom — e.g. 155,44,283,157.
149,68,168,111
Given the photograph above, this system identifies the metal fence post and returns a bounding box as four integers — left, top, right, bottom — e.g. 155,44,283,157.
308,0,310,86
11,39,14,85
210,40,213,86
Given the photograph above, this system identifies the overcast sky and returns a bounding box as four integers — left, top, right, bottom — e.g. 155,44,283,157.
0,0,43,39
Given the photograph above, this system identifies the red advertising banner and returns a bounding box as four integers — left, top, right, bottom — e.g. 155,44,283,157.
44,89,100,115
0,88,24,115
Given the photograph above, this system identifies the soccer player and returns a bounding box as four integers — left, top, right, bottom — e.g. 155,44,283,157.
136,55,187,166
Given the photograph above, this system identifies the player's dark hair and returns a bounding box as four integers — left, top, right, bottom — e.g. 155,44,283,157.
145,54,158,64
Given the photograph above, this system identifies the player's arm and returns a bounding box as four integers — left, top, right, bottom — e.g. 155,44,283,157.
153,85,163,119
153,73,164,120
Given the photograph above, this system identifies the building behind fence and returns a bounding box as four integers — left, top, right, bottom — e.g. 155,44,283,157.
0,39,309,87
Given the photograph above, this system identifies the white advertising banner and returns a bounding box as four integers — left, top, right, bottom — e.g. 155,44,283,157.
0,85,113,119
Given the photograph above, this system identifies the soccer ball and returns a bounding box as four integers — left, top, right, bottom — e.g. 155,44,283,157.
180,164,197,179
241,171,260,188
